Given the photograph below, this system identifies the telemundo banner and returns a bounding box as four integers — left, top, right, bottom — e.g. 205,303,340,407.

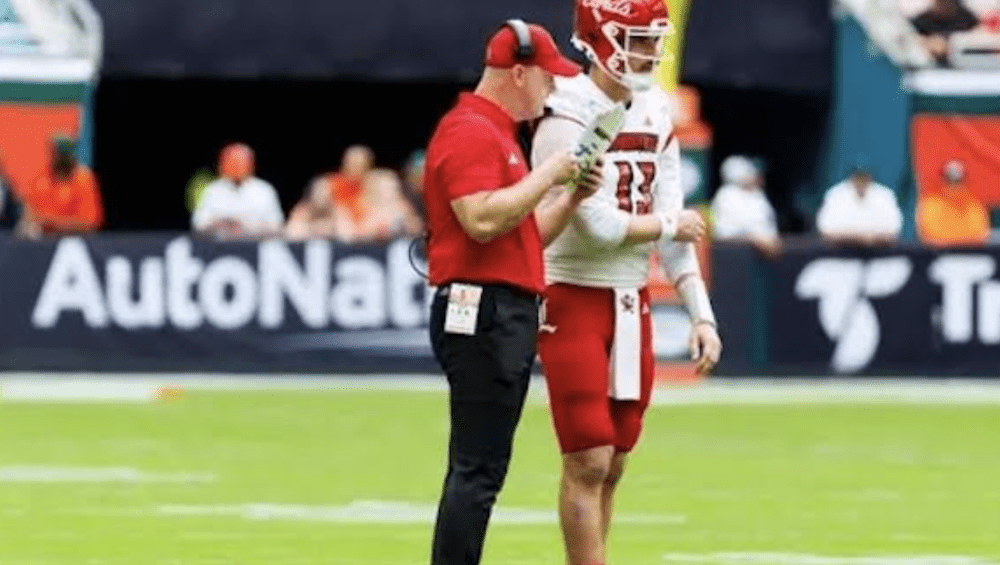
0,234,437,373
714,240,1000,377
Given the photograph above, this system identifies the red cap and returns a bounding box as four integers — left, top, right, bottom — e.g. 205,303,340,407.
485,23,581,77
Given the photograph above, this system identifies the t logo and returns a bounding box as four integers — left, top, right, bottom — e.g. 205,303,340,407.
795,257,912,373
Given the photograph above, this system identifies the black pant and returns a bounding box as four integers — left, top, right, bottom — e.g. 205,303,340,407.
429,283,539,565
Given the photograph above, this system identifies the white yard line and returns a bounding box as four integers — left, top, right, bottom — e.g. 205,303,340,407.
3,373,1000,405
662,553,999,565
0,466,216,484
154,500,686,525
0,379,179,402
651,379,1000,405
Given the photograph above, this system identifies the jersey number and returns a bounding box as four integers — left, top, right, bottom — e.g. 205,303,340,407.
614,161,655,214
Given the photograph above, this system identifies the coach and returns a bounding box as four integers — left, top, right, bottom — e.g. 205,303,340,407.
423,19,602,565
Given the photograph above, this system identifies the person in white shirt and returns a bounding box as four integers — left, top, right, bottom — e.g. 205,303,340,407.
816,167,903,246
710,155,781,257
192,143,285,240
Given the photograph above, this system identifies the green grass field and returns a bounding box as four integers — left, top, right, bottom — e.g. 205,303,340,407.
1,379,999,565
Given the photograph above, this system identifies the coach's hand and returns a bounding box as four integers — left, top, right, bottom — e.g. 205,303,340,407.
571,158,603,201
690,321,722,375
546,151,582,187
674,210,706,242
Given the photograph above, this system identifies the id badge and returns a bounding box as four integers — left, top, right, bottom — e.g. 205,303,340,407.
444,283,483,335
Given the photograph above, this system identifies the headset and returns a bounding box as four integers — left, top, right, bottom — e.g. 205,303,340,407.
505,19,535,60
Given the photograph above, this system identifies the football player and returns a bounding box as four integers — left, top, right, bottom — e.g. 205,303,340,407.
530,1,722,564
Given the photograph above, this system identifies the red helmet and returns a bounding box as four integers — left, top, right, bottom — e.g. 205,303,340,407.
573,0,673,91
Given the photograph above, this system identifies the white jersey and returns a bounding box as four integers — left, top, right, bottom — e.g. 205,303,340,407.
192,176,285,234
532,74,699,289
816,180,903,238
711,184,779,240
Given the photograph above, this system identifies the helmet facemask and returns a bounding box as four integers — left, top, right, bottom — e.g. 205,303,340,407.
599,18,672,92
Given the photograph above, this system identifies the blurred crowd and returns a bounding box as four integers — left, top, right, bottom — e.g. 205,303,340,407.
0,136,426,245
178,140,991,255
709,152,991,256
186,142,425,244
0,134,993,255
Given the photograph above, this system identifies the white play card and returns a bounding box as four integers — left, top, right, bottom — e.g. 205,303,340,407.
444,283,484,335
571,102,626,189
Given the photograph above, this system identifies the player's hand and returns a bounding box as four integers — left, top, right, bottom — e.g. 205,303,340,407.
571,158,603,201
673,210,706,242
862,233,896,247
14,213,42,241
690,321,721,375
546,151,581,187
750,235,782,259
208,219,244,240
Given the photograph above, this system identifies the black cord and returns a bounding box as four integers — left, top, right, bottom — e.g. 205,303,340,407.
408,234,429,280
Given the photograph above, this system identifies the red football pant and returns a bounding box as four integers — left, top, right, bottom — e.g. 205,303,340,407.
538,283,655,454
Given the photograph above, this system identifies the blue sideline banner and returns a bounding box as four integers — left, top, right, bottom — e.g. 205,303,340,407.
0,234,436,373
9,235,1000,376
714,240,1000,377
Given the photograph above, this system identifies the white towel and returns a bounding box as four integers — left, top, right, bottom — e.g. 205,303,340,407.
609,288,641,401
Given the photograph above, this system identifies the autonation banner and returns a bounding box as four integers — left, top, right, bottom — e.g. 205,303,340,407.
714,241,1000,377
0,235,436,372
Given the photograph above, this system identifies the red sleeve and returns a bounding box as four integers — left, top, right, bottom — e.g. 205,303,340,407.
436,118,506,200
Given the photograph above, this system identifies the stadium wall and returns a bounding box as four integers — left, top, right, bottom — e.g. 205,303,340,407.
814,13,915,240
86,0,575,80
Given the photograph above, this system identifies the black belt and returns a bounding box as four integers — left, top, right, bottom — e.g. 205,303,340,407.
437,281,540,304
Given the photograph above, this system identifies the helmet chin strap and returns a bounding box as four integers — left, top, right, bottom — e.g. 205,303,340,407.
623,71,656,92
604,51,657,92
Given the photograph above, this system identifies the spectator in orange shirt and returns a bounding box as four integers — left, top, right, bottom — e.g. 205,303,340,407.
285,145,372,241
286,160,423,242
328,144,374,242
918,159,990,247
17,136,103,239
288,144,421,243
